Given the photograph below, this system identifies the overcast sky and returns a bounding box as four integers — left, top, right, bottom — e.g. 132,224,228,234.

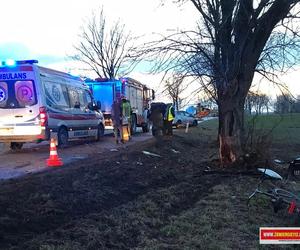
0,0,200,101
0,0,196,66
0,0,299,100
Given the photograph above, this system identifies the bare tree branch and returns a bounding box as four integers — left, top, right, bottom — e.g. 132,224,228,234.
72,7,141,79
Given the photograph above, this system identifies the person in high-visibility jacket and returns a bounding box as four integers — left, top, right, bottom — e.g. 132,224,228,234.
111,99,122,144
163,103,175,136
121,97,132,141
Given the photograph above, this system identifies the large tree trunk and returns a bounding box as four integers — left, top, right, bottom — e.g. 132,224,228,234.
218,87,247,166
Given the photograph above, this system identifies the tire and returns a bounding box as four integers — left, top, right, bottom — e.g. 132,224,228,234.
142,122,150,133
131,115,137,134
193,120,198,127
96,124,105,141
10,142,24,150
57,127,68,148
176,120,182,128
152,127,157,136
273,188,300,204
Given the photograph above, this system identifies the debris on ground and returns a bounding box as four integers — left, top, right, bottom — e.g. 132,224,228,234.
0,128,299,249
142,150,162,157
171,148,180,154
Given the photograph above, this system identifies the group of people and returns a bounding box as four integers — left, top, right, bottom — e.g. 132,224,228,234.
148,102,175,137
111,97,132,144
111,99,175,143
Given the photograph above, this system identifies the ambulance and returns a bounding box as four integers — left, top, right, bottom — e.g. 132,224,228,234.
0,60,105,150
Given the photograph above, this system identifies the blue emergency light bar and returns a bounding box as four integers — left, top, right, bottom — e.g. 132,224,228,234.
1,59,38,67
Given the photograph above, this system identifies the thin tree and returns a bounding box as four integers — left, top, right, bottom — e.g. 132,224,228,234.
274,94,295,113
72,8,139,79
246,92,270,114
139,0,300,165
163,73,186,110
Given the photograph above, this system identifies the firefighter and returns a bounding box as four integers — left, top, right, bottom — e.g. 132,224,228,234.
111,99,122,144
163,103,175,136
148,102,166,137
121,96,132,141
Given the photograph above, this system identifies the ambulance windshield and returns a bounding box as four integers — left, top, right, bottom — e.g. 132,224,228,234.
0,80,37,108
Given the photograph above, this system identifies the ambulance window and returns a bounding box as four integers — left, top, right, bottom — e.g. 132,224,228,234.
0,82,8,108
77,89,92,111
85,90,92,104
44,82,70,110
15,81,36,107
68,87,81,108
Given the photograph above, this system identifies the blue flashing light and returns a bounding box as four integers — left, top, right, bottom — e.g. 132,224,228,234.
1,59,38,67
5,59,16,66
16,60,38,64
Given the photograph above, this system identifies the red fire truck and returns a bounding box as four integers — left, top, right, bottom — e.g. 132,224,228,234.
86,77,155,133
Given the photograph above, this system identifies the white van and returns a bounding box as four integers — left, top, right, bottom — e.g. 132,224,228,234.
0,60,105,150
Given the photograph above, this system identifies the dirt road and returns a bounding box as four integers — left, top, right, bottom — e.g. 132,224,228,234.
0,128,152,181
0,118,216,181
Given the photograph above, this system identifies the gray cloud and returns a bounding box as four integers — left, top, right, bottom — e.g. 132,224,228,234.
0,42,66,66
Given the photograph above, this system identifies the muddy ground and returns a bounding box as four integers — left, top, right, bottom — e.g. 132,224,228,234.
0,126,299,250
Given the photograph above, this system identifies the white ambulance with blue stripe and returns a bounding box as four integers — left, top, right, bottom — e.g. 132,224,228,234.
0,60,105,150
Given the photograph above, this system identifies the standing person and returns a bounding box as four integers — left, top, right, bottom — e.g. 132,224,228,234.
111,99,122,144
163,103,175,136
149,102,165,137
121,97,132,141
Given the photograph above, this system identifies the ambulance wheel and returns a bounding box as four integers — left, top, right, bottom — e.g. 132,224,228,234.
58,127,68,148
10,142,24,150
96,124,104,141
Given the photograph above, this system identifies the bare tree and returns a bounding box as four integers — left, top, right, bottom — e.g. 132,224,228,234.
245,92,256,115
139,0,300,165
274,94,295,113
163,73,186,110
245,92,270,114
72,8,139,79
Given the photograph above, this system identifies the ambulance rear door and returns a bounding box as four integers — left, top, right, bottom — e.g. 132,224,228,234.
0,64,42,139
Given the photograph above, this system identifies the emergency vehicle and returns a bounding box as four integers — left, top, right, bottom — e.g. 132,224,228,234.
0,60,105,150
86,77,154,133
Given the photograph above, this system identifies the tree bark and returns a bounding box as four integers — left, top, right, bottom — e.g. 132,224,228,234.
218,79,248,166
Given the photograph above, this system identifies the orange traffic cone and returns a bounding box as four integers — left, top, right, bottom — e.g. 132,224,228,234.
46,138,63,167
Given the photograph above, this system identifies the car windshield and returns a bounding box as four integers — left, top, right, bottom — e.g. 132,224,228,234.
0,80,37,109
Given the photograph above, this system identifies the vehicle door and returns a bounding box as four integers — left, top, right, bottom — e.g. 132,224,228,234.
184,111,195,124
67,86,97,136
0,69,40,136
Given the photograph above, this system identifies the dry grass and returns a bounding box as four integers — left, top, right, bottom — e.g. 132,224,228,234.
0,125,300,249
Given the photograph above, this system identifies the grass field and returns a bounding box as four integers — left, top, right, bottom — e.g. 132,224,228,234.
199,113,300,160
246,113,300,145
1,116,300,249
